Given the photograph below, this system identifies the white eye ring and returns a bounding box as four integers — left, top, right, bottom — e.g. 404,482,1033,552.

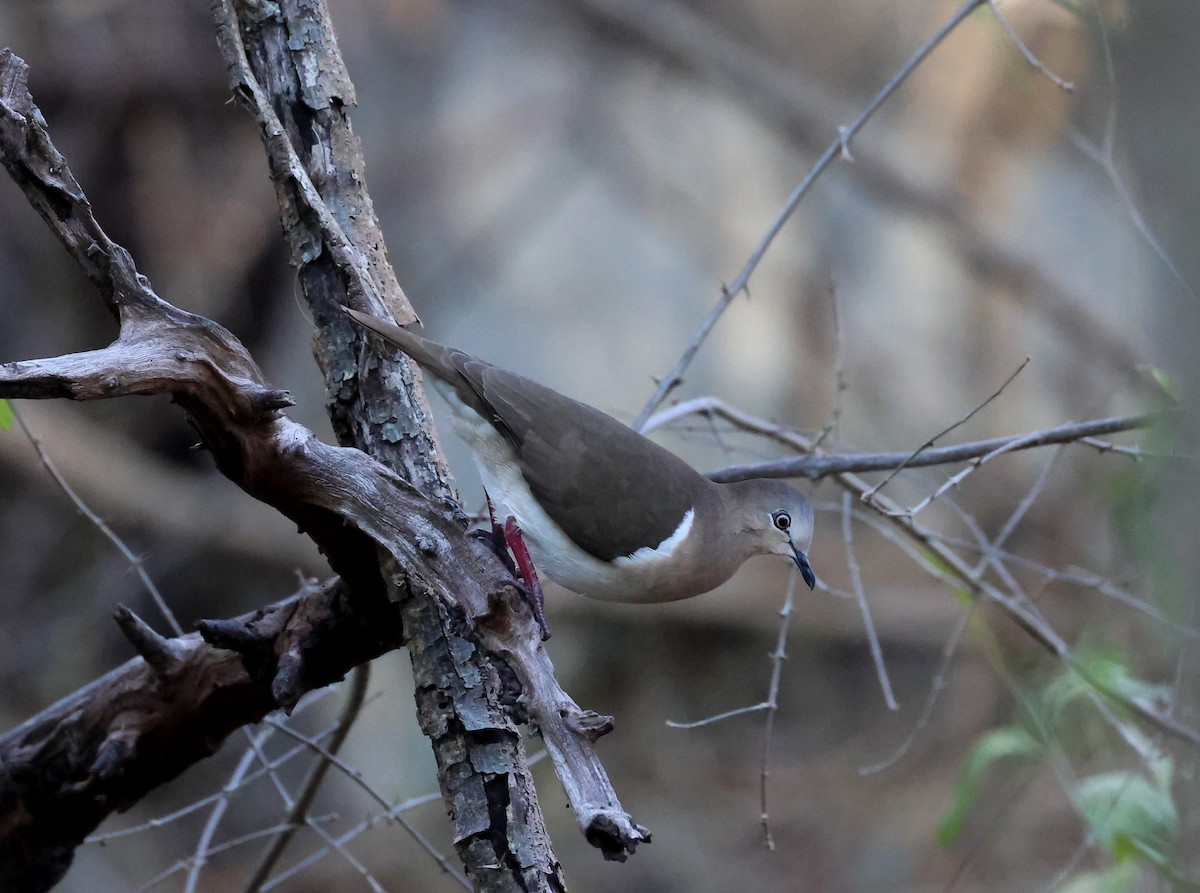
771,511,791,532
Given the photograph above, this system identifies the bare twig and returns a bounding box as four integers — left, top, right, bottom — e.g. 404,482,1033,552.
184,727,275,893
665,702,771,729
631,0,988,429
304,820,390,893
130,816,340,893
649,400,1200,748
859,605,975,775
84,691,345,845
1065,8,1195,301
986,0,1075,92
704,409,1158,482
759,570,801,850
10,405,183,636
13,404,294,811
259,795,444,891
570,0,1141,375
263,719,470,889
899,428,1048,518
242,665,371,893
812,281,847,450
259,751,548,891
842,493,898,710
862,356,1030,502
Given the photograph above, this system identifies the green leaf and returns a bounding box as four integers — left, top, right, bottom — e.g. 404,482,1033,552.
1056,862,1141,893
1073,762,1178,870
1142,365,1181,403
1045,655,1171,730
0,400,12,431
937,725,1043,846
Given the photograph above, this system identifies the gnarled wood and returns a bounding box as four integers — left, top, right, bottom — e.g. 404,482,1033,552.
0,37,646,893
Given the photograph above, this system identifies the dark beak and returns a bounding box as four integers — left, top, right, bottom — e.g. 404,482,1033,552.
791,544,816,590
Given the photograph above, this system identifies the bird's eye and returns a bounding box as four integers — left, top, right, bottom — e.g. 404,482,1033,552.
771,511,791,531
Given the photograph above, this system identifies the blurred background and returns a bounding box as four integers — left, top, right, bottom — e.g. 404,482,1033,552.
0,0,1196,890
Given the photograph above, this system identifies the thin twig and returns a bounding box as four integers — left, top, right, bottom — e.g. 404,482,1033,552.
12,404,297,816
259,750,549,891
812,280,847,450
265,719,471,889
259,793,444,891
646,400,1158,483
986,0,1074,92
128,816,339,893
304,820,390,893
242,665,371,893
842,492,898,710
84,689,349,844
1078,437,1193,461
759,569,801,850
862,357,1030,502
859,604,975,775
183,727,275,893
11,405,183,635
856,450,1062,774
976,447,1060,578
665,701,771,730
1063,6,1195,302
898,428,1048,519
630,0,988,429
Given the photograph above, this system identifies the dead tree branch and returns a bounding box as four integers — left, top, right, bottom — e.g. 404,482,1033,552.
0,38,644,892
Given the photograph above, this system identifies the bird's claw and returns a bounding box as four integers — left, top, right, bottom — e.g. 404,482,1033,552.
475,491,551,639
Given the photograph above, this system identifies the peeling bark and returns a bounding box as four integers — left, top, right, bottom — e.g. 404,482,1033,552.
0,25,646,893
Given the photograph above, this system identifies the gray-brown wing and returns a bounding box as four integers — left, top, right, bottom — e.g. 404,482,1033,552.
464,361,706,563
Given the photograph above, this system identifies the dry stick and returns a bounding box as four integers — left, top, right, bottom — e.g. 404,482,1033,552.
573,0,1140,379
630,0,988,430
11,405,182,637
761,282,850,846
261,751,548,891
12,403,296,830
943,539,1198,638
978,448,1061,579
129,817,341,893
643,398,1156,482
858,482,1200,750
899,428,1049,519
304,821,389,893
857,451,1064,774
263,719,470,890
862,356,1030,502
183,727,276,893
842,492,899,710
678,405,1200,749
759,569,801,851
812,281,847,450
1078,437,1193,461
260,795,443,891
985,0,1075,92
665,701,772,729
242,665,371,893
84,693,346,844
1069,0,1195,302
859,604,975,776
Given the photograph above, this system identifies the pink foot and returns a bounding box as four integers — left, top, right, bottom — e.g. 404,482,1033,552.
476,491,550,639
503,517,550,640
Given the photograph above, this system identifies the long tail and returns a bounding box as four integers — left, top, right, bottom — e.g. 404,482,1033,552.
342,306,460,381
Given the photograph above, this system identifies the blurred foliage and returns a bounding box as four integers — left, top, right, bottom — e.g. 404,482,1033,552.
940,646,1193,888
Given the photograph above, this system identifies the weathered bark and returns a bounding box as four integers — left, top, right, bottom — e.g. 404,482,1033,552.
0,22,646,892
0,582,393,891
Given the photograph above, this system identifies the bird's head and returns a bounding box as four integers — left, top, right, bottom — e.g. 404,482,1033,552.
725,478,816,589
